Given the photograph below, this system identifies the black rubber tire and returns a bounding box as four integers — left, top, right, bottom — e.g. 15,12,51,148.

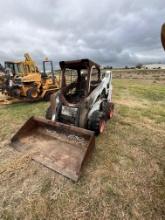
45,106,52,120
44,92,51,101
88,111,106,135
109,102,114,118
101,101,114,119
26,88,38,99
101,101,110,119
11,89,21,97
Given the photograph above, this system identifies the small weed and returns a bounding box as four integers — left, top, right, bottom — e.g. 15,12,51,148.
40,178,52,194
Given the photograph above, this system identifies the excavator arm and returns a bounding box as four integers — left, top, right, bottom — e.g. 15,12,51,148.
24,53,39,73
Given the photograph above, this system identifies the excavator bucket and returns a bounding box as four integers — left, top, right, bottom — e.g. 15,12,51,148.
11,117,95,181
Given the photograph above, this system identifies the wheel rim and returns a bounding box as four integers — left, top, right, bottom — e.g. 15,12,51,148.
109,110,113,118
99,120,105,133
31,90,38,98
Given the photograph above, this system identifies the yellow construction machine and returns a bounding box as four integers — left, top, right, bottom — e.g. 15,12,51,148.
2,53,60,101
0,63,5,90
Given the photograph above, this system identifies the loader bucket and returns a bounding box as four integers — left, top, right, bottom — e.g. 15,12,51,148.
11,117,95,181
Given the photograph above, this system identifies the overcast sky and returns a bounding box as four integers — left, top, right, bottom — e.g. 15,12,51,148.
0,0,165,67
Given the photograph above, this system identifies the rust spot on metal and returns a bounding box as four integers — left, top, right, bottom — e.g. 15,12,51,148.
59,59,101,107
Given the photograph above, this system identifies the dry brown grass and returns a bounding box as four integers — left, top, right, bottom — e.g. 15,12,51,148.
0,75,164,219
112,69,165,83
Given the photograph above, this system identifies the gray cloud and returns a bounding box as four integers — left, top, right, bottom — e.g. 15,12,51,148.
0,0,165,68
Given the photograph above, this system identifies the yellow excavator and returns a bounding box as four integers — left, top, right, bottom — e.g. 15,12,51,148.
2,53,60,101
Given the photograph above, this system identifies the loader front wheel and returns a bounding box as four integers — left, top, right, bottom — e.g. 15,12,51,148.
44,92,52,101
109,102,114,119
11,89,21,97
45,106,52,120
88,111,106,135
101,101,114,119
27,88,38,99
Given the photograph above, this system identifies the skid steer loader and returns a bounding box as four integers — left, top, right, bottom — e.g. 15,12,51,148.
46,59,114,134
2,53,60,101
11,59,114,181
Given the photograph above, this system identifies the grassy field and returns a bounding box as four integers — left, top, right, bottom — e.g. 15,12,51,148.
112,69,165,83
0,77,165,219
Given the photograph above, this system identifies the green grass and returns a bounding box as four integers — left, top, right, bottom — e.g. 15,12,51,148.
0,78,164,220
113,79,165,124
0,102,48,141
